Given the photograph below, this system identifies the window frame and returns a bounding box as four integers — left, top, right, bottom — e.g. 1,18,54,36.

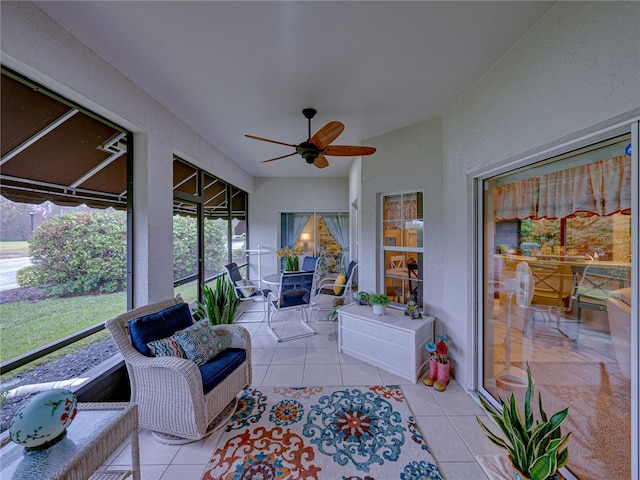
379,190,424,308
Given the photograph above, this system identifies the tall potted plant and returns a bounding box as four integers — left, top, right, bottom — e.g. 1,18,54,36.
476,363,571,480
193,276,240,325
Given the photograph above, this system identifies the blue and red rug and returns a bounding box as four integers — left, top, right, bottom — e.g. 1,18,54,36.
202,385,443,480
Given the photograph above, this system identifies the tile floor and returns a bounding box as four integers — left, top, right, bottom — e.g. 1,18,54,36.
99,308,504,480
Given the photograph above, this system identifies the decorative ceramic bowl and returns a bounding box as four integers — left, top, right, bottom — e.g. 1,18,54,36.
9,389,78,451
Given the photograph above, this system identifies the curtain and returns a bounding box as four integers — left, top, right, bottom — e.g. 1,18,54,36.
495,155,631,221
281,213,310,248
323,214,349,251
322,214,349,273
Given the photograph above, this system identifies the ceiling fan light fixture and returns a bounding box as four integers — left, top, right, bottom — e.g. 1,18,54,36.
297,141,320,163
247,108,375,169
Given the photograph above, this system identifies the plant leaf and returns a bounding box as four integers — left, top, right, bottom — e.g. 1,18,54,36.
524,362,534,430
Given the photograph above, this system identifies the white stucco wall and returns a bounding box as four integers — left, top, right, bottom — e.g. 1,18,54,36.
1,1,253,305
248,177,350,279
441,1,640,391
360,118,443,313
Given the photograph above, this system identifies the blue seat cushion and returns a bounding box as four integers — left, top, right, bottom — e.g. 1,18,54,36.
280,289,307,307
199,348,247,394
128,303,194,357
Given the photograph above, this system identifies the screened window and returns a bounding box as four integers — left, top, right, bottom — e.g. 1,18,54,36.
172,158,248,302
0,68,132,432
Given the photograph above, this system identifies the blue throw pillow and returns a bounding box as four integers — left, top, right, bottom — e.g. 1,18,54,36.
173,320,225,366
128,303,194,356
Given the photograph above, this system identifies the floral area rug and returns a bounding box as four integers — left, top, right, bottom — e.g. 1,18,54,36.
202,385,443,480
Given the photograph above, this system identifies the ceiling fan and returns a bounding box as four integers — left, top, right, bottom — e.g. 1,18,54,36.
245,108,376,169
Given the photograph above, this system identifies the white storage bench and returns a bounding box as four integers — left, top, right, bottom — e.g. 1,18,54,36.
338,303,435,383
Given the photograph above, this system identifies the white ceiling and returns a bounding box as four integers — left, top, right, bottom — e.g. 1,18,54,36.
35,1,553,178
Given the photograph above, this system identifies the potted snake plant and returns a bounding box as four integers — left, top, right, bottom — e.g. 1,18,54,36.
193,276,240,325
476,363,570,480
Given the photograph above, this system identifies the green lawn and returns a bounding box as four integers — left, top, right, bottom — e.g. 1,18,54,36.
0,291,127,378
0,241,29,256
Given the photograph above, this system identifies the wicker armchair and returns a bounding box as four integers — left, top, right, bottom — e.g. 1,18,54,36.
105,296,251,444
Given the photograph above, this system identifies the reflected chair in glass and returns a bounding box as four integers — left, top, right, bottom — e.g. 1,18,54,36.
225,262,270,323
314,261,357,319
524,262,576,347
267,271,317,342
573,264,631,324
606,288,632,380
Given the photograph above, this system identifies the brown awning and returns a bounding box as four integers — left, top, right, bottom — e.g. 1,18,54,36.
1,70,129,209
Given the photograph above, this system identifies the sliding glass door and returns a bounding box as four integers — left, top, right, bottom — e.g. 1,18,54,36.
479,134,634,480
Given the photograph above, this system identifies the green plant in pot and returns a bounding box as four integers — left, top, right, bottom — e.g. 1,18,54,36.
476,363,571,480
368,293,390,316
193,276,240,325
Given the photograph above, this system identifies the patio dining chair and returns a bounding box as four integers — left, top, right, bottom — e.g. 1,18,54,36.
224,262,270,322
267,271,316,342
314,260,357,319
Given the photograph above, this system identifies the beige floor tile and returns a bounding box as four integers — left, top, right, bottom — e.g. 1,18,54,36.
305,346,340,364
251,347,275,364
308,331,339,349
251,364,268,386
448,415,505,457
172,433,221,464
249,334,279,349
135,430,181,465
437,461,490,480
270,347,307,364
430,382,486,416
339,352,366,364
160,464,207,479
379,368,416,385
415,415,475,463
262,364,305,387
340,363,384,386
303,363,343,386
140,464,169,480
274,334,309,348
401,384,445,416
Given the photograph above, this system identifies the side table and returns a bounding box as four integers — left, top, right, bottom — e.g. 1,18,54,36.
1,402,140,480
338,303,435,383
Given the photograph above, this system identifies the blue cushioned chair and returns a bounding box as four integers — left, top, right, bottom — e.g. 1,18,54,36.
301,256,318,272
225,262,270,322
105,295,252,444
314,260,357,319
267,272,316,342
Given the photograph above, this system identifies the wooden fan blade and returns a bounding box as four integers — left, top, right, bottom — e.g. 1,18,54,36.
324,145,377,156
261,152,296,163
245,134,297,148
313,154,330,169
310,121,344,149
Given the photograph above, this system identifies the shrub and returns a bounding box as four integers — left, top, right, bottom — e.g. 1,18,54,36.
16,265,42,287
28,211,127,296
